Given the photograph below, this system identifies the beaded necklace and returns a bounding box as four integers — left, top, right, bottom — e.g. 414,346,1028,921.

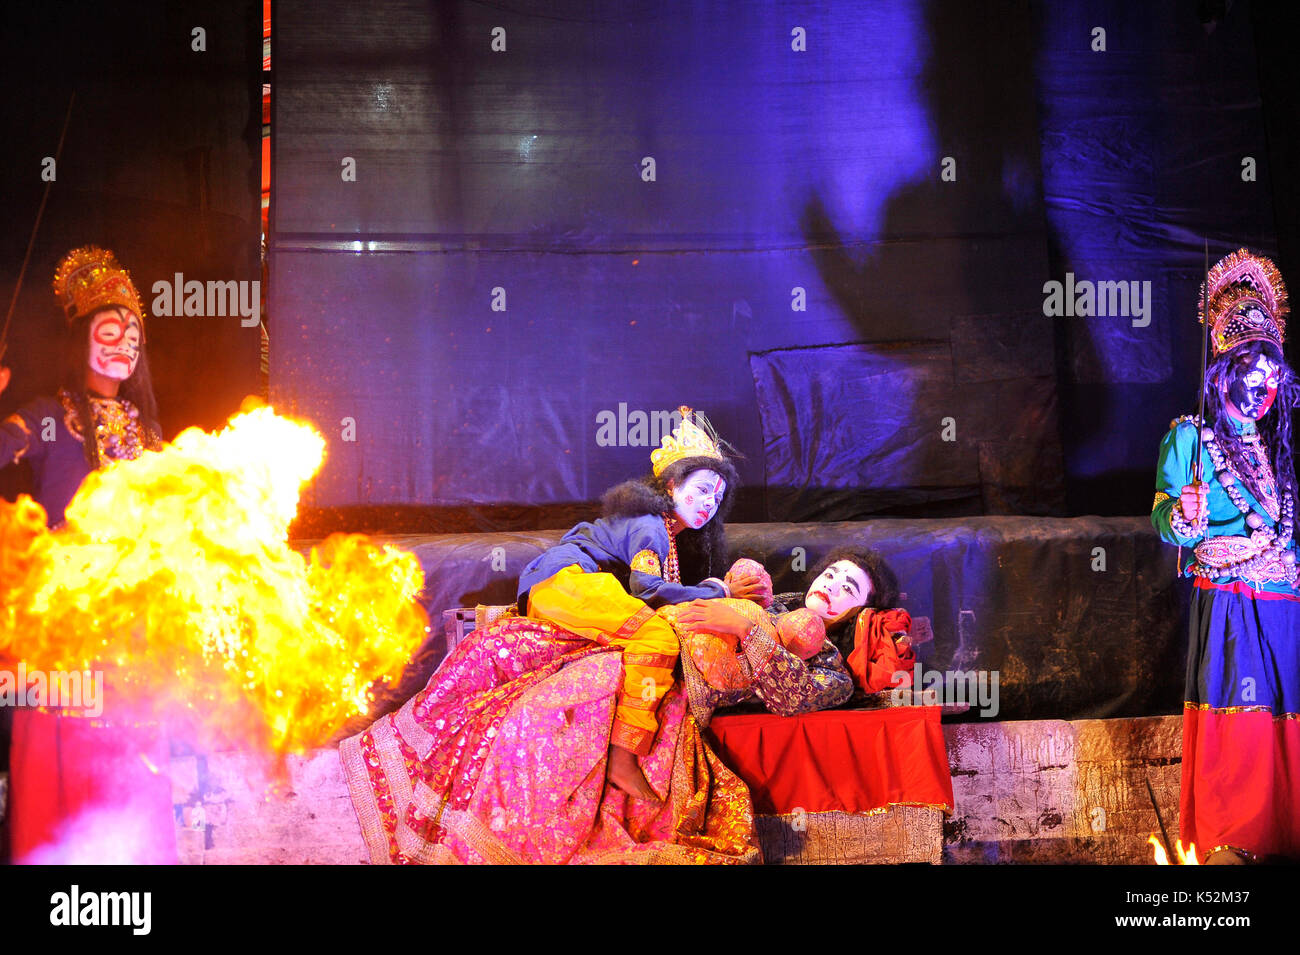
1169,414,1297,584
59,388,155,463
661,514,681,583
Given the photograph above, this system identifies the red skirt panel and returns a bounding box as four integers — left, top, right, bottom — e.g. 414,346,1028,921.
1180,706,1300,860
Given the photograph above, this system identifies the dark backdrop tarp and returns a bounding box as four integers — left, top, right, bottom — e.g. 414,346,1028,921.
1037,1,1287,514
270,0,1065,532
270,0,1290,534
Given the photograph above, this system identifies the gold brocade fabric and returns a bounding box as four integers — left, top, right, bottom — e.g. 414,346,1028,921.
658,599,768,693
662,599,853,727
630,549,662,576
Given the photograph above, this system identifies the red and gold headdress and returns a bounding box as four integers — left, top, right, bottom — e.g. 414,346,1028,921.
52,245,145,331
651,405,726,477
1199,248,1288,357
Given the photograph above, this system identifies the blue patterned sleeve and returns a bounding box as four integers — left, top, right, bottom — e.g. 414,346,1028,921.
623,515,727,607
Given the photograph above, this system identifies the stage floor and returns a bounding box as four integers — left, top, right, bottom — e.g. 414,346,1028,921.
157,714,1181,865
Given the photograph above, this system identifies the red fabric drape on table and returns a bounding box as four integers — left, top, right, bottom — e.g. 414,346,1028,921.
708,706,953,816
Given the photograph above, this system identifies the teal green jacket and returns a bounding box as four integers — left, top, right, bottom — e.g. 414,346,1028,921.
1151,415,1298,594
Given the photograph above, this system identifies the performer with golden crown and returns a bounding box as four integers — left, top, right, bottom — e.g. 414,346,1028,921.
515,406,762,798
0,245,161,527
1152,249,1300,863
0,246,173,863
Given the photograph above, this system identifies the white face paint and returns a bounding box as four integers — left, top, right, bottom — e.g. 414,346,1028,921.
805,559,872,622
670,468,726,530
1226,350,1280,420
88,307,142,381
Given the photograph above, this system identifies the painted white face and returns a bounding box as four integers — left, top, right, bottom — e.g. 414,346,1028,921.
805,560,872,622
88,307,142,380
1225,350,1280,420
670,468,726,530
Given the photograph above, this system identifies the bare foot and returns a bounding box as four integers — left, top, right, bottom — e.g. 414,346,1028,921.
606,744,659,800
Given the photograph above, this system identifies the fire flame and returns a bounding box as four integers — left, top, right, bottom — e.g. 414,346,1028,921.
0,402,427,755
1149,833,1200,865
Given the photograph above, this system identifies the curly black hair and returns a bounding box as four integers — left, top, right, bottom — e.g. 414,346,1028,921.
601,453,739,582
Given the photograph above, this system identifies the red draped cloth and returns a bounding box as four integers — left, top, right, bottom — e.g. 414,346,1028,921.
707,706,953,815
847,608,915,693
9,708,177,864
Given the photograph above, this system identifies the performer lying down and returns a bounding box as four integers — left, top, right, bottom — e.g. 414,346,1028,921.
339,412,924,863
667,549,912,723
1151,248,1300,863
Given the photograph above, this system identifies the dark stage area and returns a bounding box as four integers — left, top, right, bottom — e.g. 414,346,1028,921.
3,1,1296,529
2,0,1300,881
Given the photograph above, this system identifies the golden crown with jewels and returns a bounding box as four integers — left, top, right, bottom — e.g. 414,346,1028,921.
1199,248,1288,357
651,405,726,477
52,245,145,332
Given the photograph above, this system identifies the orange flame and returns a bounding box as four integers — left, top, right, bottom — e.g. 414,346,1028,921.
1148,833,1200,864
0,402,427,755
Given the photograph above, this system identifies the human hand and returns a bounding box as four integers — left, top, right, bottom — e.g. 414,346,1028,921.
728,571,772,603
724,558,773,606
1179,482,1209,525
676,599,753,639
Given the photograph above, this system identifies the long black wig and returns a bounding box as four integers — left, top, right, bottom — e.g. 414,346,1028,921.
61,309,161,471
1203,339,1299,507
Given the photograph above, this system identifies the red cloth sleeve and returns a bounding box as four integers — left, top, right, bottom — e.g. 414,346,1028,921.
846,608,915,693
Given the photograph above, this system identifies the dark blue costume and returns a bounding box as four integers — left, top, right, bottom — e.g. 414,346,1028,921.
1,389,160,526
518,513,725,608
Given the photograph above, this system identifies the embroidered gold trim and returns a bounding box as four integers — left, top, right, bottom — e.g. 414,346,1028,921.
1205,844,1257,862
338,732,393,865
611,719,654,754
618,694,662,711
623,651,675,669
1153,490,1172,510
613,606,655,642
764,801,954,819
1184,701,1300,719
630,549,662,577
436,809,525,865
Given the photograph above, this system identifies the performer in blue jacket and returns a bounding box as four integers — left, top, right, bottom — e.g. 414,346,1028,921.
517,407,764,798
1151,248,1300,863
